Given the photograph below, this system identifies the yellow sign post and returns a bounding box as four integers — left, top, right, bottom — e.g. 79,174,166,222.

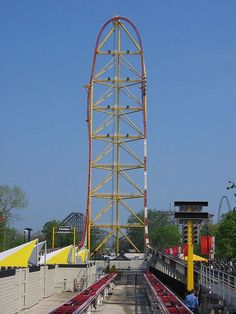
174,201,208,292
187,219,194,291
52,226,76,249
52,226,56,249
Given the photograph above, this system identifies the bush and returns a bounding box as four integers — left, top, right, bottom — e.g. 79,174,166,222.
104,265,110,273
110,264,116,273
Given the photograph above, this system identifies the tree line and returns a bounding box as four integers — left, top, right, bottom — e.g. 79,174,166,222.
0,185,77,251
127,208,236,261
1,184,236,261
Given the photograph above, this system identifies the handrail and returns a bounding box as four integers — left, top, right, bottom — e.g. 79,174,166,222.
149,248,201,275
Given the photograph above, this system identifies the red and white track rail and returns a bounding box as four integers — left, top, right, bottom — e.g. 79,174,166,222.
50,273,117,314
144,272,193,313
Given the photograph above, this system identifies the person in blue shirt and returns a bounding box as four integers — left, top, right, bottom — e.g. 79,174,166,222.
184,289,199,313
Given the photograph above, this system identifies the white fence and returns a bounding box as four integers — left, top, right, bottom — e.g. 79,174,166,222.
0,263,96,314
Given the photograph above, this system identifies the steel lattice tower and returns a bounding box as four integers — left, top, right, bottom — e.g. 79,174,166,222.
85,16,149,255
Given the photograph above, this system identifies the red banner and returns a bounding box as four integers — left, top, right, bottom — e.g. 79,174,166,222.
165,248,170,254
201,236,215,255
209,236,215,254
183,243,188,256
165,246,181,256
201,236,208,254
171,246,177,256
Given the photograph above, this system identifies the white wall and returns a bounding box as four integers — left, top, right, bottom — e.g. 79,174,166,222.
95,259,147,271
54,264,96,292
0,263,96,314
0,272,17,314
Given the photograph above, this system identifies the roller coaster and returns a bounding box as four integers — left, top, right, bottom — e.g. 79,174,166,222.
1,15,236,314
80,16,149,256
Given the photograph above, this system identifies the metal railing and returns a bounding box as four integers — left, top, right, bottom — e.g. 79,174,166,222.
201,263,236,309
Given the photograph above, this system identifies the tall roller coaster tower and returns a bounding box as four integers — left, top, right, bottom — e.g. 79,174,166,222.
85,16,148,255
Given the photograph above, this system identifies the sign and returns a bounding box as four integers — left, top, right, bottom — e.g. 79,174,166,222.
201,236,215,256
183,243,188,257
165,248,170,254
180,206,202,212
172,246,179,257
57,226,71,233
174,201,208,207
179,218,204,224
174,212,209,219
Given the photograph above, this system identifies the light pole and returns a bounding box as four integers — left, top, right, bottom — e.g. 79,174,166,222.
24,228,33,243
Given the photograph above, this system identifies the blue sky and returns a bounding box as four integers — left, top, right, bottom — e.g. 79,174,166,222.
0,1,235,232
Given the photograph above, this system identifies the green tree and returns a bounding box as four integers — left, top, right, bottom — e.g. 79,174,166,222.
42,219,77,248
0,225,24,250
152,224,181,250
0,185,27,251
200,223,218,237
193,223,219,255
42,219,61,248
227,180,236,209
216,209,236,260
127,209,181,251
126,209,145,251
32,229,45,242
90,228,107,255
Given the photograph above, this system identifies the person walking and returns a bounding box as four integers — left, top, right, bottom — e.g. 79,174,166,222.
184,289,199,313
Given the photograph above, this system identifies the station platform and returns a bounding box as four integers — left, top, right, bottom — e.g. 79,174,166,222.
21,292,77,314
21,283,152,314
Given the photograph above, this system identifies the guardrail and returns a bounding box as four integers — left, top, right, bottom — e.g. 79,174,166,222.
148,248,201,289
148,249,189,273
49,273,117,314
149,249,236,311
201,263,236,310
144,272,192,313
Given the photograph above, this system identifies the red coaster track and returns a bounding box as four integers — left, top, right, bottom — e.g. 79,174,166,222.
144,272,193,313
50,273,117,314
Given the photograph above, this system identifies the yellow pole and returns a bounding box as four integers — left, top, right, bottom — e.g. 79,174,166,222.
187,218,194,291
73,227,76,246
52,226,56,249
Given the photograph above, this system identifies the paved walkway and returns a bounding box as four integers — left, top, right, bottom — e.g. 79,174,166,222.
21,291,77,314
21,284,152,313
97,285,152,313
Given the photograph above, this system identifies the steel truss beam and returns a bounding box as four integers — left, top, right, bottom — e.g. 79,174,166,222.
85,16,149,255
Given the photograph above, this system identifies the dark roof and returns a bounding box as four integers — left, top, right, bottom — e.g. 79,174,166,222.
113,254,131,261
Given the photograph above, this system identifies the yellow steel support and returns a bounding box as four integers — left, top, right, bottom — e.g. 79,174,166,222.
73,227,76,246
52,227,76,250
52,226,56,249
119,228,140,252
120,23,141,51
97,27,115,51
73,227,76,264
91,224,143,228
87,17,147,255
187,211,194,291
91,230,114,256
